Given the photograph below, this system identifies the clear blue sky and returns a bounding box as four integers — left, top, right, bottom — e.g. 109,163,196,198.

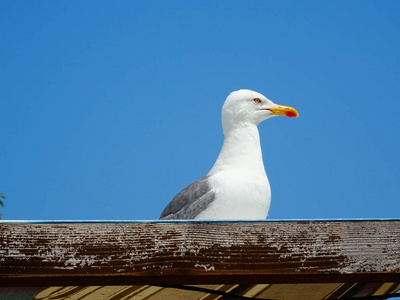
1,1,399,220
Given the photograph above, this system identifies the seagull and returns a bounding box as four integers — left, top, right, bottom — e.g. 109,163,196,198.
159,89,298,220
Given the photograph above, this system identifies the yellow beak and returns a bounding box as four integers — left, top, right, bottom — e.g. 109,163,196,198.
266,105,299,117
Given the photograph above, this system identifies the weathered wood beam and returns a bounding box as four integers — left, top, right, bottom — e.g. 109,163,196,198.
0,220,399,287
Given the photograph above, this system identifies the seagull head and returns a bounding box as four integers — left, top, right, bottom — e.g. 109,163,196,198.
221,89,298,132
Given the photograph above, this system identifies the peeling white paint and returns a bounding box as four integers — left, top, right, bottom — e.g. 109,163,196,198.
194,263,215,271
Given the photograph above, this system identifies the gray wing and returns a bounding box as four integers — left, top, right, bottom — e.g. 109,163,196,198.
159,175,215,220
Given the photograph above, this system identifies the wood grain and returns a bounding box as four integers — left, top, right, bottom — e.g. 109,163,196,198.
1,220,399,286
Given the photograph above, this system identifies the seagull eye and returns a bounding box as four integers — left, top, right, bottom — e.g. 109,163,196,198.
253,98,262,104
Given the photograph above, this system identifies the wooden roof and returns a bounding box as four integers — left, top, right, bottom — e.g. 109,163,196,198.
1,283,397,299
1,220,399,299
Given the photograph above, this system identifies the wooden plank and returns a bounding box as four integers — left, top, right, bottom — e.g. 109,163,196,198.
0,220,399,286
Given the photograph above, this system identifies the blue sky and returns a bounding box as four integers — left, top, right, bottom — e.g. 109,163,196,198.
1,1,399,220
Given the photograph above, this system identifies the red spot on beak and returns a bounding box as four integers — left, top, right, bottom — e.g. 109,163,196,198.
286,111,298,118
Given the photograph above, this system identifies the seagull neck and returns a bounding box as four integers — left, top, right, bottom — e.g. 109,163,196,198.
209,123,265,174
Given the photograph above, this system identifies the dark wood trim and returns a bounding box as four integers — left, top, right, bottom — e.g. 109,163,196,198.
1,221,399,286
